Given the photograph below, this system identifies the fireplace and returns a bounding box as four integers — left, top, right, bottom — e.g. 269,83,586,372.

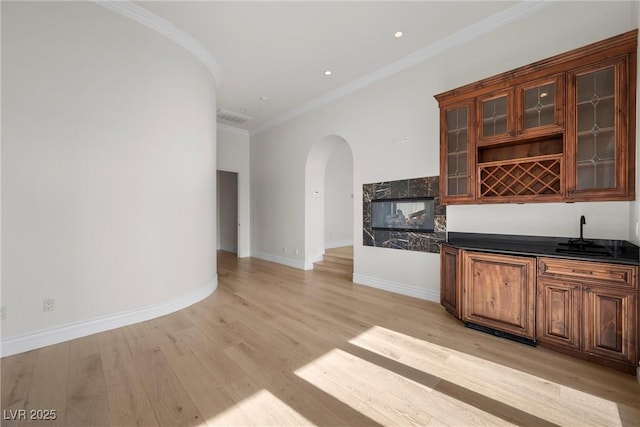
363,176,445,253
371,197,434,232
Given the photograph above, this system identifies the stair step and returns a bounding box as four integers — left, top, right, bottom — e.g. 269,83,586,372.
323,254,353,266
313,246,353,279
324,246,352,259
313,260,351,276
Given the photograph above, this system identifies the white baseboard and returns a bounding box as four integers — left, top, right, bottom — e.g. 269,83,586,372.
0,278,218,357
252,252,309,270
218,244,237,253
325,240,353,249
304,252,325,270
353,274,439,302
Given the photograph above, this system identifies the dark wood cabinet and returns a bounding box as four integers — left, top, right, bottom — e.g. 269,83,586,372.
440,100,476,204
435,30,637,205
537,257,637,369
537,278,581,350
441,247,639,374
462,251,536,339
440,244,461,318
566,56,635,200
517,74,565,140
583,286,636,364
477,74,564,145
478,90,514,144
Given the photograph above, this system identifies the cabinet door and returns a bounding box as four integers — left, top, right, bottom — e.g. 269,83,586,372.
440,244,461,319
582,286,637,364
517,74,564,139
440,101,475,203
462,251,536,339
478,90,515,144
566,56,634,200
536,278,581,350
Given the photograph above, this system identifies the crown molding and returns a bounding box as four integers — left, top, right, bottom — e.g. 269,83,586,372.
95,0,223,89
250,0,551,135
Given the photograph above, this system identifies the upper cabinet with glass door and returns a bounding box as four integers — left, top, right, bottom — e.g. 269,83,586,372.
518,75,565,139
440,100,475,203
435,30,636,205
478,75,564,145
566,56,633,200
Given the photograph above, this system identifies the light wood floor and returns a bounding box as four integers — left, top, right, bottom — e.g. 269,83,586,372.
2,251,640,426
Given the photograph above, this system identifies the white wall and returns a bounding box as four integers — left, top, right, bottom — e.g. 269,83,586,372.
325,144,354,248
217,125,251,257
1,2,217,353
250,1,638,301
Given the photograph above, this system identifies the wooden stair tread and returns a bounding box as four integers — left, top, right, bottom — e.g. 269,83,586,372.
313,246,353,280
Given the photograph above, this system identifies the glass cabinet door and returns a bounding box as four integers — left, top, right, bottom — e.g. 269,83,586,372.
479,92,513,143
518,75,564,138
441,102,474,201
567,57,630,199
575,66,615,190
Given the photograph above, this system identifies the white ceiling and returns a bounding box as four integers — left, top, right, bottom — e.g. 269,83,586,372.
132,1,523,133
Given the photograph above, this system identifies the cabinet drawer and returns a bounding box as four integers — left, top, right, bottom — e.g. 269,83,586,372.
538,258,637,288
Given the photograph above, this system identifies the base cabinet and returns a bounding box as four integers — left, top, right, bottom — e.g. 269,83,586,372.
537,257,638,369
440,244,461,319
441,248,639,374
536,278,581,350
583,286,637,365
462,251,536,339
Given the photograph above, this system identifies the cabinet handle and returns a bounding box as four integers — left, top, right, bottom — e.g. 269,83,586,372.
574,285,580,290
571,269,592,275
509,131,516,137
584,287,591,292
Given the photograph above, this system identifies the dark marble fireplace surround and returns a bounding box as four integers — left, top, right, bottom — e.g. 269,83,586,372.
363,176,445,253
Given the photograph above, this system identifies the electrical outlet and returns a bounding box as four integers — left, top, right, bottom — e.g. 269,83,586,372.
43,298,55,312
0,306,6,320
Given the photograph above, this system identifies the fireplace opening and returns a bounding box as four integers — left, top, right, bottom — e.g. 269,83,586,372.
371,197,435,232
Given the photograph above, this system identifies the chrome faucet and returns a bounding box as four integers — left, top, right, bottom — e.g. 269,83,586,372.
579,215,586,241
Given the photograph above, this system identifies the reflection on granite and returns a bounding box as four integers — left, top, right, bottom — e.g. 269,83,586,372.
363,176,445,254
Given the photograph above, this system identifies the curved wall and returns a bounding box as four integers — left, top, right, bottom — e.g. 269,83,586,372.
1,2,217,354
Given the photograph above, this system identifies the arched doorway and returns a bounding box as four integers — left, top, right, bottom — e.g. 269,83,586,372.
304,135,354,276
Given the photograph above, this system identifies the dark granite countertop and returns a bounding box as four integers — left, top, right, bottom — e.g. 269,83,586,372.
446,232,640,266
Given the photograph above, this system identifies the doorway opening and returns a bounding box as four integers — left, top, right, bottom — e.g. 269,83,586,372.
305,135,353,278
217,170,238,255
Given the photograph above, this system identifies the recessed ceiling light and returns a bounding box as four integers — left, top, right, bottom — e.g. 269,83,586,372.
260,96,269,102
324,70,332,76
394,31,403,38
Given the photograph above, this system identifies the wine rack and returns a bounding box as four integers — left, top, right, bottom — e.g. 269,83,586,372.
479,154,562,200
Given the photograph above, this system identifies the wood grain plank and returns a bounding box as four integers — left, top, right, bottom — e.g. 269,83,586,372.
65,335,111,427
147,318,254,426
97,329,159,427
21,343,69,427
0,350,38,427
122,322,203,427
